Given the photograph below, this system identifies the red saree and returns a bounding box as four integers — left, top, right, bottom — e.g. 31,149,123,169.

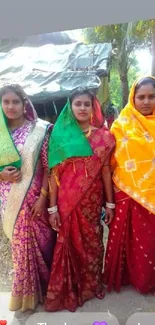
104,188,155,294
45,127,115,312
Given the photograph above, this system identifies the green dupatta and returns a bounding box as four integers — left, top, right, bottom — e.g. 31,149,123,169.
48,99,93,168
0,104,22,172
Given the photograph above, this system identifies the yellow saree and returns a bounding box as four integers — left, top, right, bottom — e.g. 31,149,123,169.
111,76,155,214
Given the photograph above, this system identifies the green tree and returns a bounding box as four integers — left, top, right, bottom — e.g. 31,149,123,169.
109,69,122,108
83,21,151,107
128,58,140,88
109,57,140,110
152,29,155,76
136,19,155,75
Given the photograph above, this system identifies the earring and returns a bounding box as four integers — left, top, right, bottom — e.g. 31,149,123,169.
24,108,26,114
90,113,93,124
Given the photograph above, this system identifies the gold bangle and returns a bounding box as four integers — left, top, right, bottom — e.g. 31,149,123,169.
41,187,48,198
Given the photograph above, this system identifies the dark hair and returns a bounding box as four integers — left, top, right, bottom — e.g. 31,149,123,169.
135,77,155,95
69,88,94,104
0,83,27,105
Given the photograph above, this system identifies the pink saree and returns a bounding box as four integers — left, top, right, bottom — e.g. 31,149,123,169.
0,106,56,311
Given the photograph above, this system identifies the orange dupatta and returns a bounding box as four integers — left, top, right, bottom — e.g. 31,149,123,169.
111,76,155,214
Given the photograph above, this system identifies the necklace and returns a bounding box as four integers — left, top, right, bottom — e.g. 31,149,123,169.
84,125,92,138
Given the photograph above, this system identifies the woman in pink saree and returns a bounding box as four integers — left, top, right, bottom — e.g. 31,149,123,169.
0,84,56,312
45,89,115,312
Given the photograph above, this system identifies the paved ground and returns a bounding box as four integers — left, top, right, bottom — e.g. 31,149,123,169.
0,288,155,325
0,225,155,325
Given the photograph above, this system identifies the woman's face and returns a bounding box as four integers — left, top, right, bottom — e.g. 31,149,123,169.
71,94,93,123
2,91,25,120
134,83,155,116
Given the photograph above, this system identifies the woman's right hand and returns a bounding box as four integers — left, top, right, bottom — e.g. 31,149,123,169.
49,211,61,232
0,166,22,183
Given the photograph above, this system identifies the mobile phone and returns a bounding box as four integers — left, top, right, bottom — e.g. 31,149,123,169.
101,207,106,225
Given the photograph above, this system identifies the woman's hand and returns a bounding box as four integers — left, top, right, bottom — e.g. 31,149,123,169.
104,207,114,226
31,195,47,219
0,166,22,183
49,211,61,232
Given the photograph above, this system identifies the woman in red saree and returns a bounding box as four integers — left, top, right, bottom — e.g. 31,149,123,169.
45,88,115,312
104,76,155,295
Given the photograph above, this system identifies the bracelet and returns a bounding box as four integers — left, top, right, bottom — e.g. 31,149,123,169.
48,206,58,214
106,202,115,209
41,187,48,198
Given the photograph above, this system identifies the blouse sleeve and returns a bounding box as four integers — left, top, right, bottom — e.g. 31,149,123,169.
40,124,53,170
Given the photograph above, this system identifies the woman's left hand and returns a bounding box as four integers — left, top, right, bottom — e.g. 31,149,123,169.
104,207,114,226
31,195,47,219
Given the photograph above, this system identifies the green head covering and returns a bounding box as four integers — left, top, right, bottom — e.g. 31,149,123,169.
48,99,93,168
0,83,37,172
0,104,22,172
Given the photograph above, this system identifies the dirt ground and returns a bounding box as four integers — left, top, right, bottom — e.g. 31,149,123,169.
0,219,13,292
0,221,155,325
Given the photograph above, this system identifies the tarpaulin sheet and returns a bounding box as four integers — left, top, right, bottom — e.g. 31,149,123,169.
0,42,112,103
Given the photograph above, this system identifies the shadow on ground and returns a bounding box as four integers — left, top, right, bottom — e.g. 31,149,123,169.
0,223,154,325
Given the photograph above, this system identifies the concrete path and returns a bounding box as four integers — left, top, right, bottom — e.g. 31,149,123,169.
0,227,155,325
0,287,155,325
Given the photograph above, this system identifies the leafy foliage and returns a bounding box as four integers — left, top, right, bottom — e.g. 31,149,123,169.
109,58,140,110
83,19,155,106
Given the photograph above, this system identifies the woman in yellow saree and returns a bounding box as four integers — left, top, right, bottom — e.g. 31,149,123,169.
104,76,155,295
